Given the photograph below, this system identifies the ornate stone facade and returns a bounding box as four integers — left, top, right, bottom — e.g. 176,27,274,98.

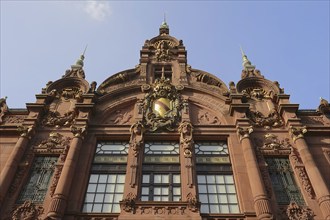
0,23,329,220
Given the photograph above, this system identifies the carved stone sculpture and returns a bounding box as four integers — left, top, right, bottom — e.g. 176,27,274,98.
11,200,43,220
237,126,253,142
186,193,199,212
0,96,8,123
71,125,87,138
129,121,145,156
263,134,291,150
178,121,193,158
17,125,34,139
155,40,172,62
36,132,70,152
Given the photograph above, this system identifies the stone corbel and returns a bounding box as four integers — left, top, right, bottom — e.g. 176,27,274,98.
289,126,307,143
120,192,137,213
236,126,253,142
186,193,200,212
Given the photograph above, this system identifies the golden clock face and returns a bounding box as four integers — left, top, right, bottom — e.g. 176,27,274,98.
153,98,172,118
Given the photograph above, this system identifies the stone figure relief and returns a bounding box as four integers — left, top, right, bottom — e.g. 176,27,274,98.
178,121,193,158
155,40,172,62
129,121,145,157
197,111,220,125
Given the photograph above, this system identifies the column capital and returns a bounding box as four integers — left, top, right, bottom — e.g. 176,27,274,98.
70,125,87,138
17,125,35,139
289,125,307,143
236,126,253,142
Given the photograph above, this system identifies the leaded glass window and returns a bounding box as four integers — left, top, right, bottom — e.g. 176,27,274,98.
197,174,239,214
195,142,228,155
144,141,179,155
265,157,304,205
18,157,57,203
83,141,129,213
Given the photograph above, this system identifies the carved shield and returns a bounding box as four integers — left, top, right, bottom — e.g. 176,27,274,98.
153,98,172,118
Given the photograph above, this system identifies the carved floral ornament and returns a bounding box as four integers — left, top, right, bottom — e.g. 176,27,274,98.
142,77,183,132
35,132,71,152
262,133,292,151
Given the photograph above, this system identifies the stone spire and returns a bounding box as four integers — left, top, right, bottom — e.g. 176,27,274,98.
159,14,169,35
62,48,87,79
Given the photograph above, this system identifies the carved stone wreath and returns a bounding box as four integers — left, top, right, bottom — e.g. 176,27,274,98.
142,77,183,132
247,108,284,128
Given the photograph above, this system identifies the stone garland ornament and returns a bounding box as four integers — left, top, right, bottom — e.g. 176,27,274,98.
142,76,183,132
11,200,44,220
35,132,70,152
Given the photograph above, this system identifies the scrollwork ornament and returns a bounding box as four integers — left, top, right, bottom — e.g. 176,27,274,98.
70,125,87,138
289,126,307,143
237,126,253,142
11,200,44,220
129,121,145,156
17,125,35,139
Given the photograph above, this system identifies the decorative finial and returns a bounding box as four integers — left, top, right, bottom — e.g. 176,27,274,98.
73,45,88,68
159,13,169,35
240,46,255,70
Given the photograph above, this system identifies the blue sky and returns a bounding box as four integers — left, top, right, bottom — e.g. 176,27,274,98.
1,1,329,109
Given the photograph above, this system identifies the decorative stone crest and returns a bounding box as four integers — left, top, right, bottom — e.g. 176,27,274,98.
237,126,253,142
11,200,44,220
279,201,314,220
70,125,87,138
289,126,307,143
121,192,136,213
247,108,284,128
129,121,145,156
142,76,183,132
0,96,8,124
186,193,199,212
178,121,193,158
17,125,35,139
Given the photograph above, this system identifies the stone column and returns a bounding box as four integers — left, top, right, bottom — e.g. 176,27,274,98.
46,125,86,219
0,125,34,206
237,126,273,220
289,126,330,220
